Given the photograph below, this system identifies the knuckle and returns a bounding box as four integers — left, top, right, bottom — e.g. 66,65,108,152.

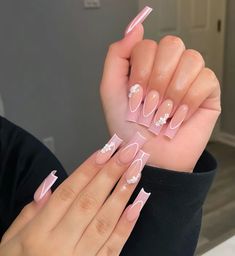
161,35,185,48
204,67,218,82
185,49,205,65
94,216,111,236
133,39,157,52
77,192,97,211
102,244,119,256
56,185,76,202
108,42,119,53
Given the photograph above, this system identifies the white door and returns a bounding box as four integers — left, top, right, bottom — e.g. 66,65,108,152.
138,0,226,138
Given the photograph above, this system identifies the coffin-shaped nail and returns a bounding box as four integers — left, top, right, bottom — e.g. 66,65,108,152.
126,188,151,222
125,150,150,184
164,105,188,139
96,134,123,164
148,99,173,135
125,6,153,36
34,171,58,202
118,132,147,164
138,90,159,127
126,84,143,123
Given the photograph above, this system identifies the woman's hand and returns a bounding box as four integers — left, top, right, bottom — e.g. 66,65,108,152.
0,133,150,256
100,11,221,172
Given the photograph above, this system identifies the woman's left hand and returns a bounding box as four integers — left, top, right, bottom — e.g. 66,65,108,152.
100,23,221,172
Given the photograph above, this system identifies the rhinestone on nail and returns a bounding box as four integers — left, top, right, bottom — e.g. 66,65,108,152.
155,113,169,127
128,84,141,98
127,173,141,184
100,142,115,153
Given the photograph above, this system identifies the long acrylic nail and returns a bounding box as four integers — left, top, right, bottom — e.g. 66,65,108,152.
34,171,58,202
118,132,147,164
125,150,150,184
148,99,173,135
96,134,123,164
138,90,159,127
125,6,153,36
164,105,188,139
126,84,144,122
126,188,151,222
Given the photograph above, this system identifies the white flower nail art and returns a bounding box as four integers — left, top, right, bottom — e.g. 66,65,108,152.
128,84,141,98
127,173,141,184
155,113,169,127
100,142,115,153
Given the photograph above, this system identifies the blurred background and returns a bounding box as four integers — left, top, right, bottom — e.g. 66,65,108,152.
0,0,234,255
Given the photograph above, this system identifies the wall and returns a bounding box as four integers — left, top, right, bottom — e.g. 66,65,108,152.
0,0,138,173
221,0,235,136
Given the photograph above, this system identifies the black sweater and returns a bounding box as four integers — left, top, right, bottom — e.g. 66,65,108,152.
0,116,217,255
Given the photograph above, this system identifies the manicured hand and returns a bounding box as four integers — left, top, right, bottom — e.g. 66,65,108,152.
0,133,150,256
100,7,221,172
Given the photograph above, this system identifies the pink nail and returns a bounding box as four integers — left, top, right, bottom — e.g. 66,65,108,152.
126,188,151,222
148,99,173,135
126,84,143,123
125,150,150,184
34,171,58,202
125,6,153,36
96,134,123,164
138,90,159,127
118,132,147,164
164,105,188,139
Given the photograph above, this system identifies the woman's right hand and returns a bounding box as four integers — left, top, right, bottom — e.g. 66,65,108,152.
0,132,150,256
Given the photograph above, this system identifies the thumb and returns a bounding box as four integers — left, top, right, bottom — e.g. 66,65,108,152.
100,23,144,99
1,191,51,244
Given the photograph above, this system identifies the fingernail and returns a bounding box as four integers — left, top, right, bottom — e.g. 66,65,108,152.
126,84,144,122
125,150,150,184
96,134,123,164
138,90,159,127
118,132,147,164
34,171,58,202
164,105,188,139
126,188,151,222
125,6,153,36
148,99,173,135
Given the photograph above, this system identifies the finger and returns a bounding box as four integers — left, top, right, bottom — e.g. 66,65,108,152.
149,49,205,135
96,188,151,256
1,191,51,244
75,151,149,255
126,40,157,122
164,68,220,139
34,134,123,231
53,132,147,246
137,36,185,127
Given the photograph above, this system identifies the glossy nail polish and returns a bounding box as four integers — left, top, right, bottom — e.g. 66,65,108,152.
125,150,150,184
126,84,144,122
118,132,147,164
148,99,173,135
138,90,159,127
96,134,123,164
164,105,188,139
34,171,58,202
125,6,153,36
126,188,151,221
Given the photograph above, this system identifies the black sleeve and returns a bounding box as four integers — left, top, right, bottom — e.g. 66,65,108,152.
121,150,217,256
0,116,217,256
0,117,68,237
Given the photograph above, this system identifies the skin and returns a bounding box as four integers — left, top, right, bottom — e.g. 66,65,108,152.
0,24,221,255
100,24,221,172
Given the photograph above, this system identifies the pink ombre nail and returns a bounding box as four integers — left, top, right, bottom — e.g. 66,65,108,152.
34,170,58,202
118,132,147,164
126,188,151,222
96,134,123,165
164,105,188,139
125,150,150,184
126,84,143,123
148,99,173,135
125,6,153,36
138,90,159,127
